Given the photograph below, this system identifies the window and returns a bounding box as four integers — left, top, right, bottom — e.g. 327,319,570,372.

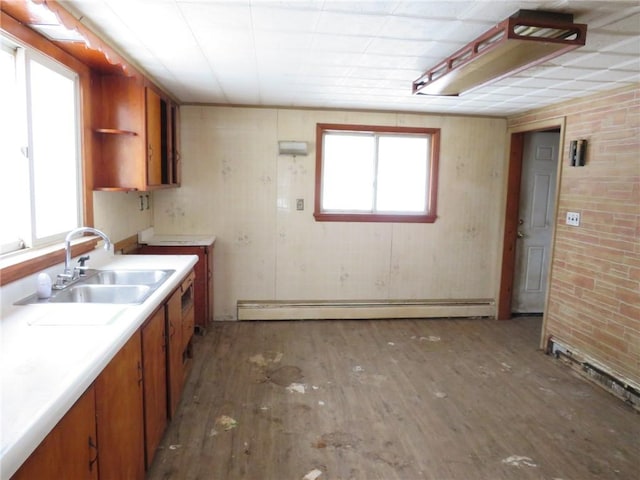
0,37,82,255
314,124,440,223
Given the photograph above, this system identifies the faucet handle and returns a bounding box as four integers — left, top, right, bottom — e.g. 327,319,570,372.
76,255,91,277
53,272,74,289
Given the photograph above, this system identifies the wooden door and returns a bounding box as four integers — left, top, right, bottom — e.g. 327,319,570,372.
146,88,162,186
95,331,145,480
166,287,183,419
12,387,98,480
142,308,168,468
512,131,559,313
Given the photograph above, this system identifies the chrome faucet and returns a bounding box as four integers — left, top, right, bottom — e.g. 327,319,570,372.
55,227,112,288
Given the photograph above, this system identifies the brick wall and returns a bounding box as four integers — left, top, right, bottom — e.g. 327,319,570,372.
509,84,640,387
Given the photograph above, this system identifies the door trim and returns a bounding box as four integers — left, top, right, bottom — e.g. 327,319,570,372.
497,118,566,339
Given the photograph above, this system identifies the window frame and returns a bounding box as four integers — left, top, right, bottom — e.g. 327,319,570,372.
314,123,440,223
0,40,84,254
0,10,95,285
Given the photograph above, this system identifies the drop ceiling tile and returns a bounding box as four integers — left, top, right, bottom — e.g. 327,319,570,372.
455,1,523,21
612,57,640,71
391,1,476,19
178,1,252,29
254,30,315,51
61,0,640,116
251,5,323,32
348,68,422,85
380,15,454,41
595,11,640,33
586,32,640,55
581,68,640,83
510,76,583,89
581,52,640,69
354,53,426,70
366,37,436,56
315,10,388,35
322,1,400,15
308,32,372,53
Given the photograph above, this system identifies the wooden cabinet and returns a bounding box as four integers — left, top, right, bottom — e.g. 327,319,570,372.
141,307,167,469
91,73,180,191
12,268,197,478
166,271,195,419
95,331,145,480
139,244,213,331
11,387,98,480
166,285,183,419
180,271,196,373
146,88,163,186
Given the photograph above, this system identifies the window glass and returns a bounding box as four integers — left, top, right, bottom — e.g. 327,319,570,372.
0,38,81,254
29,58,79,239
322,133,375,211
315,124,439,223
376,135,429,212
0,44,29,253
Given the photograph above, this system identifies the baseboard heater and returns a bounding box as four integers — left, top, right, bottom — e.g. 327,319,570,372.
548,337,640,412
237,298,494,321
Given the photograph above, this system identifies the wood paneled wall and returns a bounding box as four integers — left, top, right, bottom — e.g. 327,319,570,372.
509,84,640,386
153,107,508,321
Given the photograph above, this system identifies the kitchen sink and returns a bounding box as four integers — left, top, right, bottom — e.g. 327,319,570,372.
83,269,173,286
49,284,152,304
15,269,175,305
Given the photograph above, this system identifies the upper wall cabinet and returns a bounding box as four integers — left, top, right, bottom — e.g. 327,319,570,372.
91,74,180,191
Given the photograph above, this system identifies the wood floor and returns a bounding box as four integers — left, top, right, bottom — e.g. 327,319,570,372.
147,317,639,480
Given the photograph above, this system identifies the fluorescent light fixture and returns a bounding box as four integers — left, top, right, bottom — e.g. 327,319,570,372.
413,10,587,97
278,141,308,156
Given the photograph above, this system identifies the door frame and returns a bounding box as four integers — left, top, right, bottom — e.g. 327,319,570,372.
497,118,566,344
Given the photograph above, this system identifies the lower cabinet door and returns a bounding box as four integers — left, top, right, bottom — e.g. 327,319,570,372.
166,286,183,419
11,386,98,480
95,331,145,480
142,307,168,468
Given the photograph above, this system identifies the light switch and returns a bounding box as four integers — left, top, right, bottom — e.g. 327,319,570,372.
296,198,304,211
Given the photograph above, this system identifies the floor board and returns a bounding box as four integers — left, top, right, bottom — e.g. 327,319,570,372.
147,317,639,479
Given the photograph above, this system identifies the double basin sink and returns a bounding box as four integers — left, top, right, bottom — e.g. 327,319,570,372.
17,269,175,305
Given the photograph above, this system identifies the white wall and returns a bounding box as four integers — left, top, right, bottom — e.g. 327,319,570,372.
92,191,153,244
153,106,507,320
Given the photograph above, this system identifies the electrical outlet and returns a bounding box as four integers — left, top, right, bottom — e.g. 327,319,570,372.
296,198,304,211
566,211,580,226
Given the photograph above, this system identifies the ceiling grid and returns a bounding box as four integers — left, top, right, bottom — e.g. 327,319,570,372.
60,0,640,115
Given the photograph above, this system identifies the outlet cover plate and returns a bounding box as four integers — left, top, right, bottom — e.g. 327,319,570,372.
566,211,580,226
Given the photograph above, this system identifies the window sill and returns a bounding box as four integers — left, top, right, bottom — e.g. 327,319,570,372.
313,212,438,223
0,237,99,287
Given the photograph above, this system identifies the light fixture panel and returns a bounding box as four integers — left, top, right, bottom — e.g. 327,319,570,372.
278,141,308,156
413,10,587,97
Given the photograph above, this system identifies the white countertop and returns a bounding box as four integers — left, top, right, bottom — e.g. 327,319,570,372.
138,227,215,247
0,251,198,479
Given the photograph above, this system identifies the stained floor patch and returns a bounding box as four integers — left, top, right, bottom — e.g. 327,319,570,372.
313,431,359,449
267,365,304,386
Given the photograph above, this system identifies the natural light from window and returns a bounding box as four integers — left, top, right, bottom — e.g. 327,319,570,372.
376,135,429,212
316,124,439,223
0,39,81,254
